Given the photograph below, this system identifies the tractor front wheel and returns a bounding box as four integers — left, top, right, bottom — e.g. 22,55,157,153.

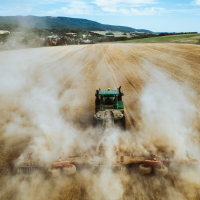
48,168,61,178
139,164,152,175
154,166,168,176
63,165,76,176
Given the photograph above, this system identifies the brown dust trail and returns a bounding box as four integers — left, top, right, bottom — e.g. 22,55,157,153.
0,43,200,200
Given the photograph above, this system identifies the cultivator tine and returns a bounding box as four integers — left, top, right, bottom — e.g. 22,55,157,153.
18,166,43,174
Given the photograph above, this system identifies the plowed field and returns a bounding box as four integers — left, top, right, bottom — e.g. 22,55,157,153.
0,43,200,200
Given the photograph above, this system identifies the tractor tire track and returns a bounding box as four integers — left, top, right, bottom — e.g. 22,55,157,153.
0,43,200,200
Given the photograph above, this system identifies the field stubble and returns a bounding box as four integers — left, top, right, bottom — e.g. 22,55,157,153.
0,43,200,200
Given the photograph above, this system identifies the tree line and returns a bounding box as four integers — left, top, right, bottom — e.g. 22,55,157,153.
0,22,198,50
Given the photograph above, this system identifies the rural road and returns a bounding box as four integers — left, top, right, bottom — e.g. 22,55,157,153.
0,43,200,200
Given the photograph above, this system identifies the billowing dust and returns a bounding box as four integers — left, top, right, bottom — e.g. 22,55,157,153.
0,44,200,200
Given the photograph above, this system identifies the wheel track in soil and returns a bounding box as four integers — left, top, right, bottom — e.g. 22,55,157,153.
101,45,139,129
138,45,200,131
102,44,145,129
0,43,200,200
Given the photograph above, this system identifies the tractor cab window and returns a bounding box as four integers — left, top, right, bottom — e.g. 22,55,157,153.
101,95,118,105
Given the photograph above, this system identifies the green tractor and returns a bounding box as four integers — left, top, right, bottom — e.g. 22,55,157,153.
93,86,126,130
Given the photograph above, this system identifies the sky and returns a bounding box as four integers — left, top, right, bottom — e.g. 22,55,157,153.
0,0,200,32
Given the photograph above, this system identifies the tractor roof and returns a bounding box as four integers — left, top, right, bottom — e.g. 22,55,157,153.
99,90,119,95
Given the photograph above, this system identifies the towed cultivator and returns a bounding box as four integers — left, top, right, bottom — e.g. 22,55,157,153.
18,155,76,176
18,153,44,174
18,149,199,177
18,87,199,177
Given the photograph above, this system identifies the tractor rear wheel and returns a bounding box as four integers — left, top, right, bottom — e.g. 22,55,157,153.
48,168,61,178
154,166,168,176
63,165,76,176
139,164,152,175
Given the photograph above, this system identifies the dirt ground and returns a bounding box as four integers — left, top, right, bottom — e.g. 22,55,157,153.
0,43,200,200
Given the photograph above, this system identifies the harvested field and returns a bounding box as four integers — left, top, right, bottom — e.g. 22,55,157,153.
0,43,200,200
114,33,200,44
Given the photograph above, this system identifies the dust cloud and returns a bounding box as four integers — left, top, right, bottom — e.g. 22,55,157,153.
137,68,199,160
0,44,200,200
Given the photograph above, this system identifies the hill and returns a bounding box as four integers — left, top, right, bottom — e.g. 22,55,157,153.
0,16,152,33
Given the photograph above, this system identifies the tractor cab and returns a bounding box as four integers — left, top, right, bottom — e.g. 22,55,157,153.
94,86,126,130
95,87,124,112
100,94,118,110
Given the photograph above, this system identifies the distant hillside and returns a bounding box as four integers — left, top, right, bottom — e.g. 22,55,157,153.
0,16,152,33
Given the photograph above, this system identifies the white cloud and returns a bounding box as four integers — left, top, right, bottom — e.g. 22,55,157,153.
101,6,165,15
101,7,118,12
44,4,165,16
0,6,33,16
94,0,162,16
130,7,165,15
169,8,200,15
93,0,156,7
41,0,164,16
193,0,200,5
39,0,156,5
41,1,95,15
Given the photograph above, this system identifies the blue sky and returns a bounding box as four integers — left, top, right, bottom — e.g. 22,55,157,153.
0,0,200,32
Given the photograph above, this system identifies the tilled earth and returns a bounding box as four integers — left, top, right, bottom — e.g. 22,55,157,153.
0,43,200,200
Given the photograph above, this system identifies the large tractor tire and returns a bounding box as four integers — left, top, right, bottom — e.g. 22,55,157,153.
48,168,61,178
63,165,76,176
154,166,168,176
118,116,126,130
139,164,152,175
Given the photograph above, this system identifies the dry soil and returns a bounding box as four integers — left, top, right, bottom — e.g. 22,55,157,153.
0,43,200,200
